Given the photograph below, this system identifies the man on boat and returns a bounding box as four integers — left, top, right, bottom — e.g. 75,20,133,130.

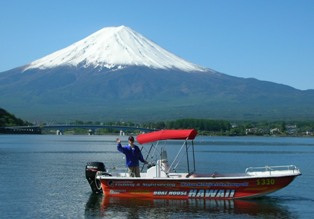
117,136,148,177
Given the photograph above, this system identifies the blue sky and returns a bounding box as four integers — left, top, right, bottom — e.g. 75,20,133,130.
1,0,313,90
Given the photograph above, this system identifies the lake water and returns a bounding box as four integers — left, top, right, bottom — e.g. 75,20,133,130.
0,134,313,218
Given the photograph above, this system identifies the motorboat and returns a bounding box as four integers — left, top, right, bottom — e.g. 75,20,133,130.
86,129,301,199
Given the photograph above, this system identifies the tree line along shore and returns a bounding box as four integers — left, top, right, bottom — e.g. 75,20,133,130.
1,108,313,136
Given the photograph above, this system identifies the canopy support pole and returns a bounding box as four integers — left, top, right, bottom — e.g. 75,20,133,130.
185,139,190,173
192,140,196,172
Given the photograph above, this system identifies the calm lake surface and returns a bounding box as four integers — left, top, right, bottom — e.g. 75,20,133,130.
0,134,313,218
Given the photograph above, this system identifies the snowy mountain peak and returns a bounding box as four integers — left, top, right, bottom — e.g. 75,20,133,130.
24,26,206,72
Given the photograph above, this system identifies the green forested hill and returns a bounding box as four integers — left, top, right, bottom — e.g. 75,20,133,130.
0,108,31,127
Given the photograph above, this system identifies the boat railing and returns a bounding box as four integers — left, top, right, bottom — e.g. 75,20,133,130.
245,165,300,175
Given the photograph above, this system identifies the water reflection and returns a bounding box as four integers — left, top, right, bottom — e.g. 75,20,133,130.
85,194,103,218
84,194,296,219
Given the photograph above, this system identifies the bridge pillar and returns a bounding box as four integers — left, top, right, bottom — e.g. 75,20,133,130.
56,130,63,135
88,129,95,135
120,130,125,136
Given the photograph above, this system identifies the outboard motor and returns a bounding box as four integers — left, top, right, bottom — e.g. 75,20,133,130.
85,162,106,194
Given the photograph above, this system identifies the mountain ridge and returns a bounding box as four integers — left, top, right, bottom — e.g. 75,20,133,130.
2,65,313,121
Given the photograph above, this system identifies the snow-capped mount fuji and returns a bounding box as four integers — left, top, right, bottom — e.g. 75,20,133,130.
24,25,206,72
1,25,314,122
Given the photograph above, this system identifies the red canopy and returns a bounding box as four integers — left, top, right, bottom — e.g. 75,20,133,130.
136,129,198,144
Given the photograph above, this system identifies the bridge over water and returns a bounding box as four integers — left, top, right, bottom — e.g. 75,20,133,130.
2,125,156,135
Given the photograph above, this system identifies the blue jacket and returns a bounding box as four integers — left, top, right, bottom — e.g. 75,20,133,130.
117,143,146,167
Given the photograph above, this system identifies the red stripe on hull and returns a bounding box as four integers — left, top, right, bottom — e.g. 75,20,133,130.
100,175,297,199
